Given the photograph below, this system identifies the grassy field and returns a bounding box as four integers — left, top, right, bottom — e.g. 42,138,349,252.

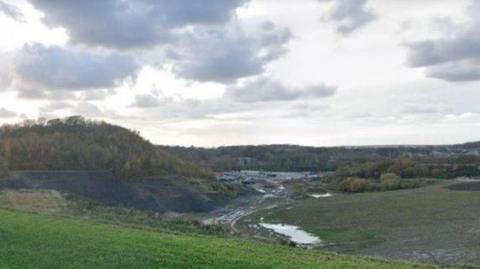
0,209,450,269
243,181,480,266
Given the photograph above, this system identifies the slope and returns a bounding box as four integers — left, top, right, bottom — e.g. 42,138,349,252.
0,209,445,269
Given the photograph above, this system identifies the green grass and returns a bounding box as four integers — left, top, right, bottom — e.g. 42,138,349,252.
309,227,384,252
246,182,480,265
0,209,445,269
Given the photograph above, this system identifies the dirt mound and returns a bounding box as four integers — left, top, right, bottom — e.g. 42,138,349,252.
0,171,215,213
446,181,480,191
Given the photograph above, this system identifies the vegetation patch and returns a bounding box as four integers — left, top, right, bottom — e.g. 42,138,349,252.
0,209,446,269
306,227,385,253
0,116,213,179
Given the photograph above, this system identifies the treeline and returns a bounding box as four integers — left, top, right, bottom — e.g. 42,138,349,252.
160,144,480,174
0,143,8,177
327,156,480,193
161,145,420,171
0,116,213,179
336,156,480,180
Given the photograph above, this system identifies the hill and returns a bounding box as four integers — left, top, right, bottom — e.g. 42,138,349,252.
0,208,446,269
0,116,212,178
0,117,240,214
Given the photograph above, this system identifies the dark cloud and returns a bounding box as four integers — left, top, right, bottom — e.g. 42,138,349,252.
28,0,289,83
407,35,480,68
319,0,376,34
15,43,139,91
168,23,291,83
0,1,25,22
0,107,17,118
29,0,248,49
425,61,480,82
406,1,480,82
227,77,336,103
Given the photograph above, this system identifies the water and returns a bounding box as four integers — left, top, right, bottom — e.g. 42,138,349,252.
310,193,332,199
260,223,321,245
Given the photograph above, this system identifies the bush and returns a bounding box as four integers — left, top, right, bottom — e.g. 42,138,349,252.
379,173,401,190
340,177,368,193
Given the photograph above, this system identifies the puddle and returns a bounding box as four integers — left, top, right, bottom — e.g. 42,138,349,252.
254,188,266,193
260,222,321,245
310,193,332,199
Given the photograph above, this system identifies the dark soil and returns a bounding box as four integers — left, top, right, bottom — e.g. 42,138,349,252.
446,181,480,191
0,171,215,213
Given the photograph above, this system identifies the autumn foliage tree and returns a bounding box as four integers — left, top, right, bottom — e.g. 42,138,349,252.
0,116,213,179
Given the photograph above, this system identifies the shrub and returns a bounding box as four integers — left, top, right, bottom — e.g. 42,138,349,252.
379,173,401,190
340,177,368,193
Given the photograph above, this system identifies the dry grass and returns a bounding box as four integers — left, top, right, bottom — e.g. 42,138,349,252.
0,189,71,214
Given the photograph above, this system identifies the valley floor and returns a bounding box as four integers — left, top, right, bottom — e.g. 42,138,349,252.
240,180,480,266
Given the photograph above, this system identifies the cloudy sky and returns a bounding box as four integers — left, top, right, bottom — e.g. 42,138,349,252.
0,0,479,147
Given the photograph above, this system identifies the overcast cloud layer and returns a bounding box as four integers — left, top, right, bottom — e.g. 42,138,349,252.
0,0,479,147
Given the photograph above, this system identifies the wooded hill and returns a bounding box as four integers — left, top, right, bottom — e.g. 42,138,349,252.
0,116,212,179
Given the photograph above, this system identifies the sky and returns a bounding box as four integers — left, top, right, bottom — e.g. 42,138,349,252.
0,0,479,147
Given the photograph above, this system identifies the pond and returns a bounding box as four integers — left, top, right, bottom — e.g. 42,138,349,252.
260,222,321,245
310,193,332,199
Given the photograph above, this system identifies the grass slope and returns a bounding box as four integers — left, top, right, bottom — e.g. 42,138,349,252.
0,209,441,269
